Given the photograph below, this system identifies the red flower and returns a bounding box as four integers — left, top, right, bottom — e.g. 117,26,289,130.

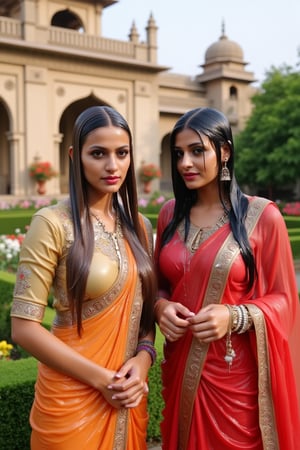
139,163,161,182
29,161,57,181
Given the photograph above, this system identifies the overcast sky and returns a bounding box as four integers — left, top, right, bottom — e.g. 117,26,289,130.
102,0,299,86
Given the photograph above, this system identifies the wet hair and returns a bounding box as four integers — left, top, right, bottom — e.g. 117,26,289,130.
66,105,156,335
162,107,256,289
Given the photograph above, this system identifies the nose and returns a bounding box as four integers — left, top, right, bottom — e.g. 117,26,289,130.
106,154,118,172
180,152,193,168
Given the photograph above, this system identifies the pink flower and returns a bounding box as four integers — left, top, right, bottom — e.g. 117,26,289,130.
138,198,149,207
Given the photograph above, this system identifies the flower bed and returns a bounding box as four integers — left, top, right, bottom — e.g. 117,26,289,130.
0,230,24,273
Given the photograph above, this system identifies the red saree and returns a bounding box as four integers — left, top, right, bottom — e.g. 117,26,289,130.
155,197,300,450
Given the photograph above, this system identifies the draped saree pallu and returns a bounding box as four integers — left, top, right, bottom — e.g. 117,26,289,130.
29,238,148,450
158,197,300,450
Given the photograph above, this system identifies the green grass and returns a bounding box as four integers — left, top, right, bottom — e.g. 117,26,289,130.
0,209,35,234
0,270,16,283
284,216,300,228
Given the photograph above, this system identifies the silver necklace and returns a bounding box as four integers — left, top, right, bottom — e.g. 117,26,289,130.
89,211,122,265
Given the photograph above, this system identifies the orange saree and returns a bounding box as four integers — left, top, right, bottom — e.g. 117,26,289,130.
155,197,300,450
30,243,148,449
11,201,149,450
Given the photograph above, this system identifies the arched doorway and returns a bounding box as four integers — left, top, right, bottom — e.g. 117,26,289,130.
0,100,11,194
160,133,172,192
59,95,109,193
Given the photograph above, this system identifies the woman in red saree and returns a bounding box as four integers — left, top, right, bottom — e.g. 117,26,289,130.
11,106,156,449
154,107,300,449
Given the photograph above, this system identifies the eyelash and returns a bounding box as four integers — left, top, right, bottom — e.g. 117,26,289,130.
91,149,129,158
174,147,205,159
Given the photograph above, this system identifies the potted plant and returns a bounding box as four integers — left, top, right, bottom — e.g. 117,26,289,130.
139,163,161,193
28,160,57,194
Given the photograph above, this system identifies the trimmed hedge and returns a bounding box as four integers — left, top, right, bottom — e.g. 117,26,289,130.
290,236,300,260
0,358,37,449
284,216,300,229
0,271,16,341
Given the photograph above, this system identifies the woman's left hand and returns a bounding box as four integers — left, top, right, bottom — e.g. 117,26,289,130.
107,353,150,408
187,304,230,343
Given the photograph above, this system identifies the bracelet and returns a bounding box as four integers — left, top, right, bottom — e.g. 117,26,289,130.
136,340,157,366
232,305,253,334
224,305,236,370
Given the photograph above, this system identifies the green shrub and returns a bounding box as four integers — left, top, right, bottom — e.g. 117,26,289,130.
0,358,37,449
147,357,164,441
284,216,300,229
0,271,16,341
288,228,300,236
290,236,300,260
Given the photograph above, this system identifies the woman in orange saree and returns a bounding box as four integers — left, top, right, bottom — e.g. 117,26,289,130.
154,108,300,450
11,106,156,449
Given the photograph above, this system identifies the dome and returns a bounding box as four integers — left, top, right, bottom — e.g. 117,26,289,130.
205,32,244,64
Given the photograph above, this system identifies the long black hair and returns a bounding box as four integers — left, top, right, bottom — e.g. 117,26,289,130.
162,107,256,289
67,105,156,335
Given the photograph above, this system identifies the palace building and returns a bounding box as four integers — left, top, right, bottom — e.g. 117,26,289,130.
0,0,256,197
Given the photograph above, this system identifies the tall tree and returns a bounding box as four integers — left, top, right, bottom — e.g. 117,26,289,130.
235,65,300,199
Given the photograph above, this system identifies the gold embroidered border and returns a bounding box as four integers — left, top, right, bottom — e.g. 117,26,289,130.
246,304,279,450
113,261,143,449
10,299,44,322
178,197,270,450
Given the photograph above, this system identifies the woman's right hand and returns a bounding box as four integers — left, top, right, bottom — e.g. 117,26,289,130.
100,369,130,409
155,299,195,342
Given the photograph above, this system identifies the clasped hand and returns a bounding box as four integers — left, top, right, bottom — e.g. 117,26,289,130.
156,300,229,343
102,356,148,409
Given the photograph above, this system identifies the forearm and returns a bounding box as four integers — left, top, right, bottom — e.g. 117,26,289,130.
11,317,110,390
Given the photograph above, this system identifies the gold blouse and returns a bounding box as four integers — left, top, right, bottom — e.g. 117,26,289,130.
10,200,126,324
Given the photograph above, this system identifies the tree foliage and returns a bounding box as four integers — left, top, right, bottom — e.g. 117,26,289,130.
235,65,300,198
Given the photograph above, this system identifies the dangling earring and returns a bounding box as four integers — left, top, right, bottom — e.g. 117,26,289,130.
221,158,231,181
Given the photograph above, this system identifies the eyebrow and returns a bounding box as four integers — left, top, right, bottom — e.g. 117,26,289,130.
174,142,205,149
